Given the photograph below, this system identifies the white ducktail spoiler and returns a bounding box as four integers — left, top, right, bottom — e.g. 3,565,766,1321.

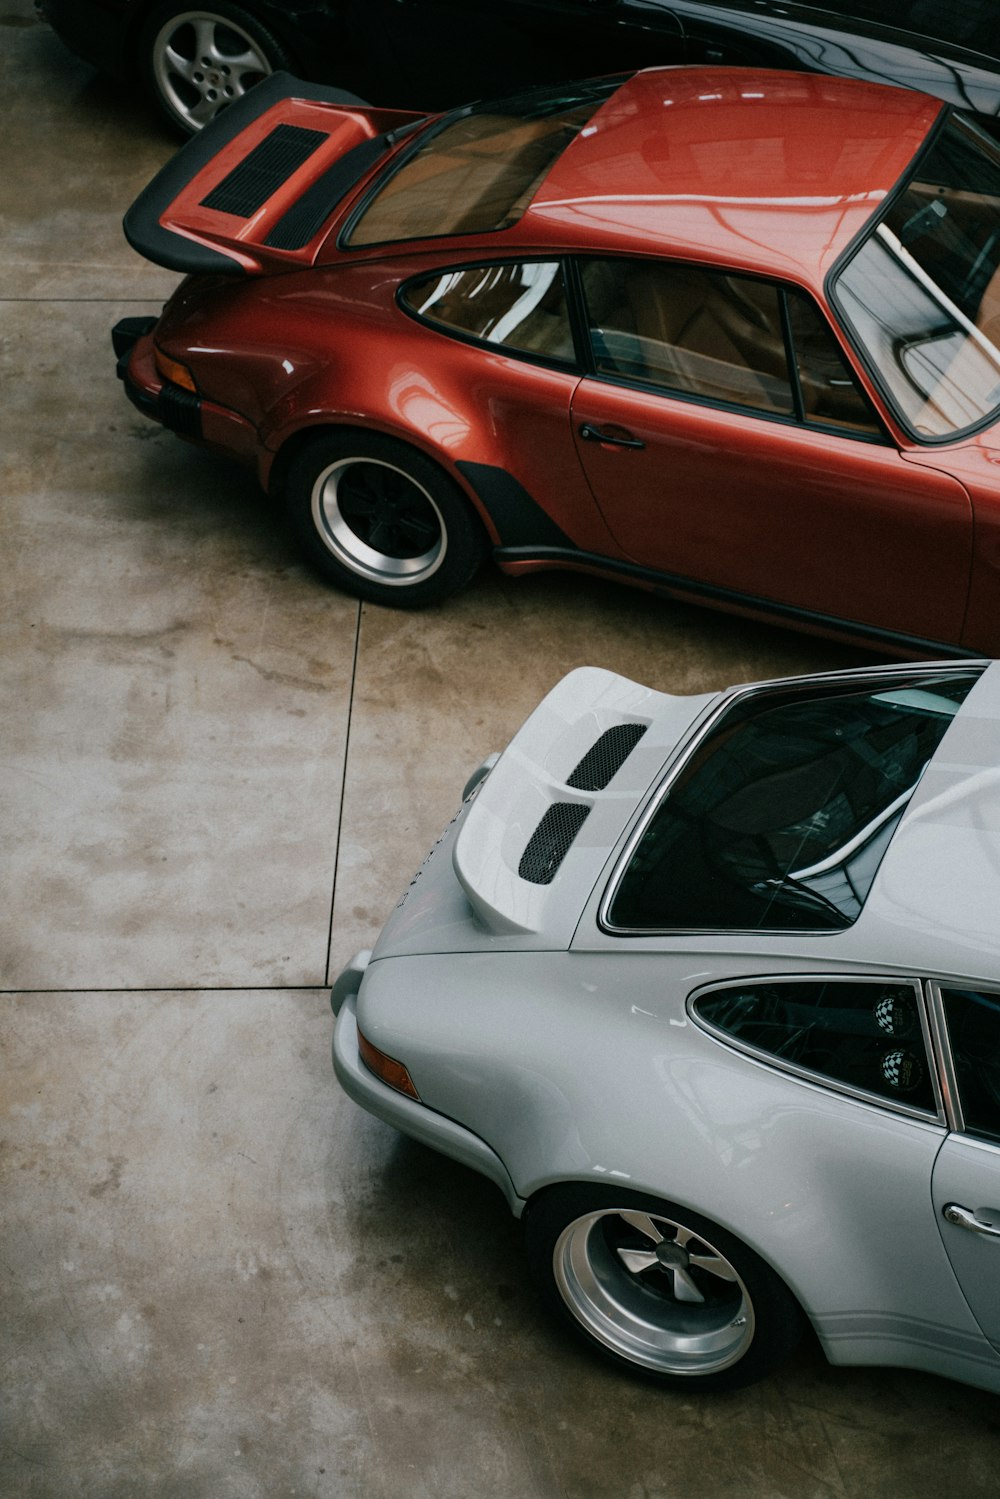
452,667,714,943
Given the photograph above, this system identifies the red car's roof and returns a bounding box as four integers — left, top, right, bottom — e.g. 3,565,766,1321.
521,68,943,286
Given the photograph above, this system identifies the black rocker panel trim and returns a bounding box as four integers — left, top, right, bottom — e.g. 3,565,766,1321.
455,461,575,550
494,544,981,659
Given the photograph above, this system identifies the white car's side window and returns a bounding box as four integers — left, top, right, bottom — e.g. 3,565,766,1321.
940,988,1000,1142
692,977,938,1115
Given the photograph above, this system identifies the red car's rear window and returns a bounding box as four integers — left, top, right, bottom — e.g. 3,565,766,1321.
344,77,624,247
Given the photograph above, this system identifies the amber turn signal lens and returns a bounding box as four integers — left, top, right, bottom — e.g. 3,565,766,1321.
358,1027,420,1100
154,347,197,393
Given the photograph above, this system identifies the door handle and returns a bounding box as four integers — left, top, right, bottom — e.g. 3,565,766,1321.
943,1203,1000,1239
579,422,645,450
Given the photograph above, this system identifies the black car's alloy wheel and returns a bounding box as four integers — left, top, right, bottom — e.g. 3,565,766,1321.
141,2,291,134
525,1185,803,1390
285,431,488,607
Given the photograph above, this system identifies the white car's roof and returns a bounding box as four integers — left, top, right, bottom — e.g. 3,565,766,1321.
857,658,1000,982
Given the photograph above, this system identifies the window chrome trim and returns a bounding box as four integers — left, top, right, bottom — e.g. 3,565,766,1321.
688,973,946,1126
598,659,988,937
927,978,1000,1146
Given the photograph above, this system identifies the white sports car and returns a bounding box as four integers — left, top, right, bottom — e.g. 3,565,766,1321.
332,658,1000,1392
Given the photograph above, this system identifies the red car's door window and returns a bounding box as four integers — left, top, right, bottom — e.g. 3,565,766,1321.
578,258,882,435
579,259,795,416
400,261,575,361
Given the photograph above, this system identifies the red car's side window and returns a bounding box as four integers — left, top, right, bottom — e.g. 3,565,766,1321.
579,258,794,415
400,261,575,361
578,258,882,436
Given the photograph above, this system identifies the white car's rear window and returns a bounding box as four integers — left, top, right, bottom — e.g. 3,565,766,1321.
607,667,982,933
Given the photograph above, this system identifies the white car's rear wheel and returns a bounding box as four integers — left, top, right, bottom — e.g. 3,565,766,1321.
525,1186,803,1390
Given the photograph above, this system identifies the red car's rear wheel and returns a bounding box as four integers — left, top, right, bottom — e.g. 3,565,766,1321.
284,432,488,607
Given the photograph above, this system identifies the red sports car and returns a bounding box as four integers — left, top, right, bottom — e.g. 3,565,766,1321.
116,67,1000,655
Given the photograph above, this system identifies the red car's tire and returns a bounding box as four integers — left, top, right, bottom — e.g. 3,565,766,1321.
524,1184,804,1391
140,2,292,135
284,431,488,608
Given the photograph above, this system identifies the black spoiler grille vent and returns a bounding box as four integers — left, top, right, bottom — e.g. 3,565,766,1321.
519,803,590,886
200,124,328,217
567,723,647,791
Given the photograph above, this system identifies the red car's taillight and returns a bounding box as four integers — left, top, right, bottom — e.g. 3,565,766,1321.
154,346,197,393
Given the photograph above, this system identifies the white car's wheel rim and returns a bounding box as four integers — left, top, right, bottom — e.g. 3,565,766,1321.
152,12,272,131
553,1208,755,1376
310,457,447,586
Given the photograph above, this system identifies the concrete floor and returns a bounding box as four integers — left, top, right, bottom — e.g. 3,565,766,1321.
3,5,999,1495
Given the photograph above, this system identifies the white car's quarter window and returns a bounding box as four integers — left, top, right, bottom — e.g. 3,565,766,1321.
399,261,575,361
693,978,938,1114
941,988,1000,1143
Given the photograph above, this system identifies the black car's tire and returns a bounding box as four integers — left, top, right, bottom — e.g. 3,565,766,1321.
140,2,292,134
524,1185,804,1391
284,431,488,608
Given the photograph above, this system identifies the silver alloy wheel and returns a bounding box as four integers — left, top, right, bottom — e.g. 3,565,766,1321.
310,456,448,587
151,11,273,131
552,1207,755,1376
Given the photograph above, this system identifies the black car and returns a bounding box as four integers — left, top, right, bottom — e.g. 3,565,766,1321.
38,0,1000,135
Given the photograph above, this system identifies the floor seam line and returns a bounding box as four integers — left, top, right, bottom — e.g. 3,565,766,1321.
325,596,362,985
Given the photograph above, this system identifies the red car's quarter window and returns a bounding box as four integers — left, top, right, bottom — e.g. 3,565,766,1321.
400,261,575,362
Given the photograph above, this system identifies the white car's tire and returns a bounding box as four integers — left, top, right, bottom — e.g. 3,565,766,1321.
525,1185,804,1391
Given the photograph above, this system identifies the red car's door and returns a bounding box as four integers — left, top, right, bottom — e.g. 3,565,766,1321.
569,259,974,645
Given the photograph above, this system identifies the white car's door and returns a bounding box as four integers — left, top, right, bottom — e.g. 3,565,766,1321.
931,985,1000,1348
932,1135,1000,1348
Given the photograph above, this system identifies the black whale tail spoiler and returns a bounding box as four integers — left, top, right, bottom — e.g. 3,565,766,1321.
123,71,426,277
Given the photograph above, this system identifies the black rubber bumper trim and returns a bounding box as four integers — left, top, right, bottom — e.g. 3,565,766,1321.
113,315,157,365
123,71,374,276
494,544,981,658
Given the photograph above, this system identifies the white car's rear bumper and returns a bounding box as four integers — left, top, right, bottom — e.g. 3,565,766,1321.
331,972,525,1217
